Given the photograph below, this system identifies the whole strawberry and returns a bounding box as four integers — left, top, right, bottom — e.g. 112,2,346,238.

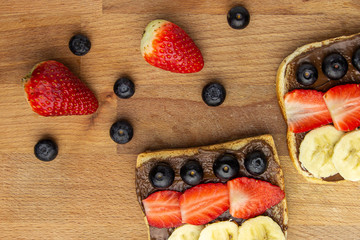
140,19,204,73
22,60,98,116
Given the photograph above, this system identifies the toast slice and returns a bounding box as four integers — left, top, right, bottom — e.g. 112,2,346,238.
276,32,360,183
135,135,288,239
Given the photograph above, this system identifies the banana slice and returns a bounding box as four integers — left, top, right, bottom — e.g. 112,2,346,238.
332,130,360,181
238,216,285,240
299,125,344,178
198,221,238,240
168,224,204,240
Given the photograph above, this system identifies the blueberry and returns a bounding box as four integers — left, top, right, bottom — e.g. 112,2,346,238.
69,34,91,56
352,48,360,72
202,82,226,107
296,63,318,86
227,6,250,29
34,139,58,161
180,160,203,186
213,154,240,180
110,120,133,144
244,151,268,175
322,53,348,80
113,77,135,99
149,163,175,188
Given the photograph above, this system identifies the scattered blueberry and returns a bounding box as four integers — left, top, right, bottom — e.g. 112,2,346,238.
322,53,348,80
149,163,175,188
213,154,240,180
352,48,360,72
180,160,204,186
227,6,250,29
244,151,268,175
110,120,133,144
114,77,135,99
69,34,91,56
34,139,58,161
296,63,318,86
202,82,226,107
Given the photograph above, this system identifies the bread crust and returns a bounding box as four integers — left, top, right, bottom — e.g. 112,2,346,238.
276,32,360,183
136,135,288,239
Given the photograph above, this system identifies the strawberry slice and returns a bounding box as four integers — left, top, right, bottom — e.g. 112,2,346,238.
324,84,360,131
23,60,98,116
284,89,332,133
179,183,229,225
228,177,285,219
141,19,204,73
142,191,182,228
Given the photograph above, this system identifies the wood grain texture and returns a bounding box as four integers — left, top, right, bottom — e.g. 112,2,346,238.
1,0,360,239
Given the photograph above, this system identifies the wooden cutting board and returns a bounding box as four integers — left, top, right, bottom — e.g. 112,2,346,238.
1,0,360,239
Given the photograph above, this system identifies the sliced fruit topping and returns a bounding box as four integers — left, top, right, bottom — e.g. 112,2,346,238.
244,151,268,176
332,130,360,181
199,221,238,240
296,63,318,86
141,19,204,73
299,125,344,178
23,60,98,116
202,82,226,107
34,139,58,162
227,6,250,30
227,177,285,219
109,120,134,144
180,160,204,186
69,34,91,56
238,216,285,240
352,48,360,72
113,77,135,99
324,84,360,131
284,89,332,133
142,190,182,228
149,163,175,188
213,154,239,180
168,224,204,240
179,183,229,225
322,53,348,80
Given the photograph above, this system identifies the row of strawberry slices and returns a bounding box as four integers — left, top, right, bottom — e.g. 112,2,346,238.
142,177,285,228
284,84,360,133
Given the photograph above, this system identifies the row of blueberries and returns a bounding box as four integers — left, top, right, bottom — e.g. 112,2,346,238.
150,151,268,189
297,50,360,86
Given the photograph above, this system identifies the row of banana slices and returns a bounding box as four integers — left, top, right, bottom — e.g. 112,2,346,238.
168,216,285,240
299,126,360,181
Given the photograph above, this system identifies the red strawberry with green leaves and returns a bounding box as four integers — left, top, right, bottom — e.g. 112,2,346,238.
140,19,204,73
179,183,229,225
324,84,360,131
284,89,332,133
22,60,98,116
142,190,182,228
227,177,285,219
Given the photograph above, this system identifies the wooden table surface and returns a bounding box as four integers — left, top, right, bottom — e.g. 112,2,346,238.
1,0,360,239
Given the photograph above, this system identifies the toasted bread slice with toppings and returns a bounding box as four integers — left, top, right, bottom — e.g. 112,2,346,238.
276,32,360,183
135,135,288,239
